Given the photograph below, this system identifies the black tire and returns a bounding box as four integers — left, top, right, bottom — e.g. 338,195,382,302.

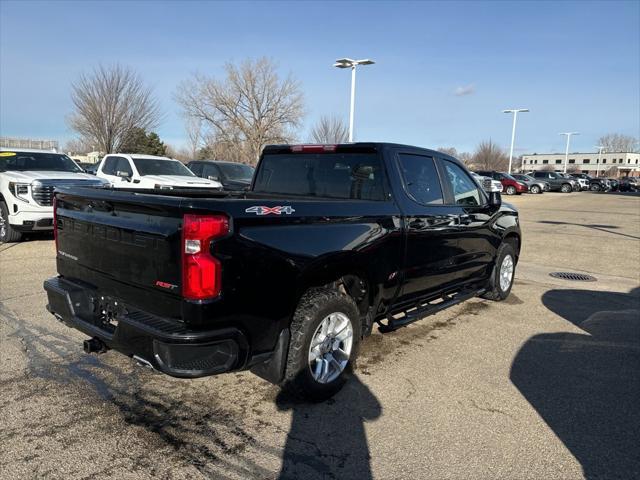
281,287,361,402
0,202,22,243
530,185,541,194
560,183,572,193
505,186,516,195
590,183,601,192
481,242,516,301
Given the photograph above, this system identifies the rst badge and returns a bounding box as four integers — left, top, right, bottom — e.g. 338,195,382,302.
245,206,295,216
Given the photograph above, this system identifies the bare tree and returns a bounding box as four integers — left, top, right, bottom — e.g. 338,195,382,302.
310,116,349,144
68,65,161,153
598,133,639,153
437,147,458,157
469,139,509,171
176,57,304,164
64,137,93,155
185,117,203,159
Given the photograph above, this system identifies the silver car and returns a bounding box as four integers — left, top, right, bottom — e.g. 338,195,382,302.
511,174,549,194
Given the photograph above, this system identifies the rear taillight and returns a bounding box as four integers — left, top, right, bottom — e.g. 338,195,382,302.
181,214,229,300
53,195,58,251
290,144,337,153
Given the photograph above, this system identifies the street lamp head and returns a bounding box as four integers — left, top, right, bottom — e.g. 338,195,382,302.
560,132,580,136
333,58,375,68
503,108,529,114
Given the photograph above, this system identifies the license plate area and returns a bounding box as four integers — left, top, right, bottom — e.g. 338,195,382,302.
92,295,128,333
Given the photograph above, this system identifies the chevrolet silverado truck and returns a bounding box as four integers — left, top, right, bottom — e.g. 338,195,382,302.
44,143,521,401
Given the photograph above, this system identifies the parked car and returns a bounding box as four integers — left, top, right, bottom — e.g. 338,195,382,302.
45,142,521,401
187,160,255,191
618,178,638,192
568,173,591,190
471,172,503,193
529,171,578,193
511,174,549,194
474,170,528,195
604,178,620,191
96,154,223,190
588,177,610,192
558,173,581,191
0,148,107,243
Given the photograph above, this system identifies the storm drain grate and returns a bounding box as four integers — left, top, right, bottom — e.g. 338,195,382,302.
549,272,597,282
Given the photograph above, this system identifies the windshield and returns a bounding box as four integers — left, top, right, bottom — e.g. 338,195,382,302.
254,152,386,200
132,158,195,177
218,163,254,181
0,151,83,173
501,173,518,181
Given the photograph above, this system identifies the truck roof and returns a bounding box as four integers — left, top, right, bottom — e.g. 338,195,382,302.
262,142,456,161
111,153,174,161
0,147,59,154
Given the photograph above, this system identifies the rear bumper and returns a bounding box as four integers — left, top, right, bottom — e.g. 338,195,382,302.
44,276,248,378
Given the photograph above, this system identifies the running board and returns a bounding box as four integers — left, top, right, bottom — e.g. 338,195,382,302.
378,288,485,333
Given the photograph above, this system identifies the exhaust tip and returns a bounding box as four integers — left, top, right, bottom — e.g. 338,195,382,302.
83,337,107,354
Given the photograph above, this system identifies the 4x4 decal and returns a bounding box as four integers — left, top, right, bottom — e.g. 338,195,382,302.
245,206,296,216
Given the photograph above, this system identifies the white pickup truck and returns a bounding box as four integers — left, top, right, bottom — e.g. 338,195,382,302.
0,148,108,243
96,154,223,190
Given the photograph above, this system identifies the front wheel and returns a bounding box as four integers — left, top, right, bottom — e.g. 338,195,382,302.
482,242,516,301
282,288,361,402
530,185,541,194
590,184,601,192
0,202,22,243
505,185,517,195
560,183,572,193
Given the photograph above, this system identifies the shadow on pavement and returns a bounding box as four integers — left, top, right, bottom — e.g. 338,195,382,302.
275,374,381,479
537,220,640,240
510,287,640,479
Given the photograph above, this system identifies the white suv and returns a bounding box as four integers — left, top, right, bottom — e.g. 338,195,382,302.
0,148,108,243
96,154,223,190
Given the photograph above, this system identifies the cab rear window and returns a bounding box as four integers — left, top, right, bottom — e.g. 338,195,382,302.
253,153,387,200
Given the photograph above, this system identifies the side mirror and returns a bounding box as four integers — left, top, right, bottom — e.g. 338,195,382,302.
489,192,502,207
117,170,131,181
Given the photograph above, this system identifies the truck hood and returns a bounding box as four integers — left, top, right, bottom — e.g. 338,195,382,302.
143,175,222,188
2,170,98,182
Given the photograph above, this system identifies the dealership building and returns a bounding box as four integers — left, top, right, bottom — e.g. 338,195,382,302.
521,152,640,177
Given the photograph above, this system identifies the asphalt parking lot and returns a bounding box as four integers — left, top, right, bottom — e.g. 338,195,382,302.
1,191,639,480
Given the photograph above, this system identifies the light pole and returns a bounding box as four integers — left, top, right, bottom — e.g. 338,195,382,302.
560,132,579,173
503,108,529,174
333,58,375,142
595,145,605,177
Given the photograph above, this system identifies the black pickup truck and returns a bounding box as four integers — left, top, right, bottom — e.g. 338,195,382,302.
44,143,521,400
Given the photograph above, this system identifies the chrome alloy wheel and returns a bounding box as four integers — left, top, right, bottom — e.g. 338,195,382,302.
308,312,354,384
499,254,514,292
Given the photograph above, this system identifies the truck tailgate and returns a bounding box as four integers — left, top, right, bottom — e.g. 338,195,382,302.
55,187,186,318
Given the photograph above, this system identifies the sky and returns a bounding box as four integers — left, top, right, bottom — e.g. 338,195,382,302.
1,0,639,155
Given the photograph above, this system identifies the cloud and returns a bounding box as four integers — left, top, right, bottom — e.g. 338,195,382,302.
454,84,476,96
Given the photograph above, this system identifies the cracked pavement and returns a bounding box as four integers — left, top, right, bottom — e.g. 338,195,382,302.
1,191,639,479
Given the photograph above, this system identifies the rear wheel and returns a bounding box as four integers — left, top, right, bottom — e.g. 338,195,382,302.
482,242,516,301
505,185,516,195
0,202,22,243
530,185,541,194
560,183,572,193
282,287,361,402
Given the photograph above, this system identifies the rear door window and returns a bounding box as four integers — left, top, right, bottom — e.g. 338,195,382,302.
397,154,443,205
442,161,484,206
